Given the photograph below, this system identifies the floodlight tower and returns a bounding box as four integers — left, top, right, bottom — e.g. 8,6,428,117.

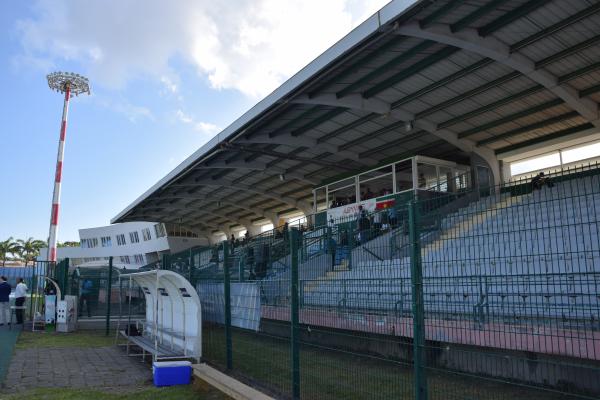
45,72,90,262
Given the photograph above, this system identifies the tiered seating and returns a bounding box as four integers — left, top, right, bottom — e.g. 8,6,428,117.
304,173,600,327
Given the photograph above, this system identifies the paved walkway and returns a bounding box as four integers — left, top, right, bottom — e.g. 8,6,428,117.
2,346,151,393
0,328,20,385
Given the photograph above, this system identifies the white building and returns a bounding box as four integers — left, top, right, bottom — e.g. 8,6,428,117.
39,222,208,268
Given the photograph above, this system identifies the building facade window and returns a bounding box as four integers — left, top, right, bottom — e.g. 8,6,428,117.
129,231,140,243
120,255,131,264
134,254,145,264
142,228,152,241
154,223,166,238
116,234,126,246
81,238,99,248
101,236,112,247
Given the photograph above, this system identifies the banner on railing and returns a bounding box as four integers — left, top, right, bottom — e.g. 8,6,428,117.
197,282,260,331
326,196,397,222
327,198,377,221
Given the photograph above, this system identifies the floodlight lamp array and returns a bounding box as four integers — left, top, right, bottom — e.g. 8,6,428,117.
46,71,91,96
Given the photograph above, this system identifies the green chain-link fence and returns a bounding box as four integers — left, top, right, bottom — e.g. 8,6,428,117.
184,163,600,400
27,163,600,399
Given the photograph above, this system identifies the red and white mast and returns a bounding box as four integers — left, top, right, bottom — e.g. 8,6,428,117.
46,72,90,262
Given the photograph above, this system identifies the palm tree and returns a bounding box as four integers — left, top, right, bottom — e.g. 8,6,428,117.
0,237,21,267
17,237,47,267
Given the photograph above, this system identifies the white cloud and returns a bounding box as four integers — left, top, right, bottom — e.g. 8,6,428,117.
15,0,394,98
194,121,220,135
94,95,154,122
113,102,154,123
160,76,178,94
176,109,220,135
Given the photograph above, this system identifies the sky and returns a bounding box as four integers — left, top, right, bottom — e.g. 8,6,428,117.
0,0,394,242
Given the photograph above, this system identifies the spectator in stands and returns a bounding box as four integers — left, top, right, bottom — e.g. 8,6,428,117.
244,230,250,244
531,172,554,190
0,276,10,326
283,222,289,240
14,278,27,324
381,208,390,230
364,187,374,200
340,228,348,246
388,206,397,227
328,234,337,271
255,244,269,279
373,210,382,232
358,205,367,219
246,246,255,274
230,234,235,250
357,206,370,244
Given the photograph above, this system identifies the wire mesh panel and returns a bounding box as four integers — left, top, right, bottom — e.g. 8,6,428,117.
136,164,600,399
71,265,142,319
415,166,600,400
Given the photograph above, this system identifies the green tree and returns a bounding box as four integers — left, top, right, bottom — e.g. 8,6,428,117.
0,237,20,267
17,237,47,267
58,241,80,248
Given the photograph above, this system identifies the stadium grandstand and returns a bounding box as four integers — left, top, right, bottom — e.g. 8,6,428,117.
112,0,600,399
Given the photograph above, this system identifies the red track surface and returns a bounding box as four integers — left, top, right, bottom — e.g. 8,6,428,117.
262,305,600,360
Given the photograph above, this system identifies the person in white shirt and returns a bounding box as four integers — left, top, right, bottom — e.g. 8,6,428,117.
14,278,27,324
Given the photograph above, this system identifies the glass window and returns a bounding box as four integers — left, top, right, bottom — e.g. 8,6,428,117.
328,177,356,208
329,185,356,208
328,177,355,192
438,166,453,192
154,223,166,238
142,228,152,241
417,163,438,189
116,234,126,246
395,160,413,192
359,166,393,200
101,236,112,247
129,231,140,243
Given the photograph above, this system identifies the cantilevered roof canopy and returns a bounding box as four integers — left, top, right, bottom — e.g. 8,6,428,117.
113,0,600,239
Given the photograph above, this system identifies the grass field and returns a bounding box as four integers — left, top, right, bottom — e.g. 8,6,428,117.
203,324,580,400
1,379,229,400
16,330,116,349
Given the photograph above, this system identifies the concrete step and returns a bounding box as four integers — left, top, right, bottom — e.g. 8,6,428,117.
192,363,275,400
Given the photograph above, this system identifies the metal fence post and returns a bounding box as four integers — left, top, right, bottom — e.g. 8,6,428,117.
409,200,428,400
348,223,354,270
290,227,300,400
188,248,193,283
223,241,233,370
105,257,113,336
29,263,37,321
62,258,70,298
